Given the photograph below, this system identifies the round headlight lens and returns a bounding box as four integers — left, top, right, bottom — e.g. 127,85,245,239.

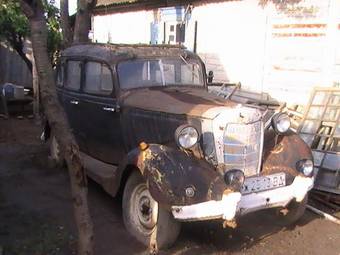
272,113,291,134
297,159,314,176
175,125,199,149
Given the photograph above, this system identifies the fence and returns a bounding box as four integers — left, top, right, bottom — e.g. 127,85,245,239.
0,43,32,88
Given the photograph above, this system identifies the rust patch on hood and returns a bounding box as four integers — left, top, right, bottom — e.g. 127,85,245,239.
121,87,237,119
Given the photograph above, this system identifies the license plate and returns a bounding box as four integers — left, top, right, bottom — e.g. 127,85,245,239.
241,173,286,194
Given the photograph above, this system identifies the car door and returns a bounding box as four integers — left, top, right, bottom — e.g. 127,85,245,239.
63,59,87,152
80,60,124,164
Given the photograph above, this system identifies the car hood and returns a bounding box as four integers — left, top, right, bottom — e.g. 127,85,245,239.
121,87,238,119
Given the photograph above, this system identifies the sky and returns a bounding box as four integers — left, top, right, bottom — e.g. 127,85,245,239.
53,0,78,15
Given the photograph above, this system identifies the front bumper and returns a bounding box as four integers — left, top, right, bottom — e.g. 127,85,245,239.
171,176,314,222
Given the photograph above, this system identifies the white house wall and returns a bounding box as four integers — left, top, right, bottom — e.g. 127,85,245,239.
186,0,268,93
188,0,340,105
93,11,154,44
92,0,340,106
261,0,340,105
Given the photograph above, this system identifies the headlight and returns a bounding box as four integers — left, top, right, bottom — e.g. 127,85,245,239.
296,159,314,177
175,125,199,149
271,113,291,134
224,169,245,190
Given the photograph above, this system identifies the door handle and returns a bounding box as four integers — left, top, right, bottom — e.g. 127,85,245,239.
70,100,79,105
102,106,115,112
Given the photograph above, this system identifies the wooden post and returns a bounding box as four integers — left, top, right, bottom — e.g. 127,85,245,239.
193,21,198,53
25,40,40,119
32,54,40,119
163,22,166,44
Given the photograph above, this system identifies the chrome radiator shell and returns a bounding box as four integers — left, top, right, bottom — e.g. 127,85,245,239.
223,120,264,177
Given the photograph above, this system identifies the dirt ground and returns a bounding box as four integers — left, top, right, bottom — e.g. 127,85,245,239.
0,118,339,255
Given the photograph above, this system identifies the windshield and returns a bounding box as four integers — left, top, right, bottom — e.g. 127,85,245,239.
117,57,204,89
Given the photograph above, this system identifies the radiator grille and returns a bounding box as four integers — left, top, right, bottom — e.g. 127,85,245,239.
223,121,263,176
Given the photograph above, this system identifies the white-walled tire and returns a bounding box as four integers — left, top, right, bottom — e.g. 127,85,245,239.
122,171,181,250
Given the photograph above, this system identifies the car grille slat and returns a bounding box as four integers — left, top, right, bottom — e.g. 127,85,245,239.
223,121,263,177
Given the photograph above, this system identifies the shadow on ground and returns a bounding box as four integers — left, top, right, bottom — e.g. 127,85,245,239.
1,118,339,255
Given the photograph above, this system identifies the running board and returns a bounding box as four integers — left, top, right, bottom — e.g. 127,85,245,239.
80,152,118,196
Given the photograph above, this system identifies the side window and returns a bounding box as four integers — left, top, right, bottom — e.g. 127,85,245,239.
163,63,175,84
163,60,202,85
66,61,81,90
84,62,113,95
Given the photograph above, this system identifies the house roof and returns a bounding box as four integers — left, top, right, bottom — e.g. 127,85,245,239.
94,0,228,14
96,0,139,7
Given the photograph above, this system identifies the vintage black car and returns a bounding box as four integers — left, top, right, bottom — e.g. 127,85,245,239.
51,43,314,249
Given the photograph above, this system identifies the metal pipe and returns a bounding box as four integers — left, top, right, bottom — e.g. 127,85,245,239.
306,204,340,225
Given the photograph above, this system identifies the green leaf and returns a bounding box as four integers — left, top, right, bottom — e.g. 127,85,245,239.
0,0,62,64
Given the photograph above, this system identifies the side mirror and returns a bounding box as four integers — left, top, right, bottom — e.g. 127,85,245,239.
207,70,214,84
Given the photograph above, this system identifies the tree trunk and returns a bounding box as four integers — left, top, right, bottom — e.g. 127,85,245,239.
60,0,73,48
73,0,96,43
20,1,94,254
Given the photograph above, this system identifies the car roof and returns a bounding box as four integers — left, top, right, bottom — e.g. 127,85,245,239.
61,43,199,65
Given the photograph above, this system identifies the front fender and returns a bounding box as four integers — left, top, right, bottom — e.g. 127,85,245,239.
262,130,313,181
134,144,227,207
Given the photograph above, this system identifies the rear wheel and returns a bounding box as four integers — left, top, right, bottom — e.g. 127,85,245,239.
274,195,308,226
122,171,181,250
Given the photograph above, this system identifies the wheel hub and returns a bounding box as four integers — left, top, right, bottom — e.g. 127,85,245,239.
139,196,152,218
133,184,158,230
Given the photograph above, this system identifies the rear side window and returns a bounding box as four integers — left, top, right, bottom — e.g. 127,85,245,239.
66,61,81,90
84,62,113,95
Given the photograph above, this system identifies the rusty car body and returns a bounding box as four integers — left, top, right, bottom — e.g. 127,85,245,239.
52,43,315,249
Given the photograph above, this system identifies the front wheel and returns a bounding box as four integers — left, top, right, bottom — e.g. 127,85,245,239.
122,171,181,250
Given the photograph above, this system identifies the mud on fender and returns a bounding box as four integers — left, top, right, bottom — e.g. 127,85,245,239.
135,144,226,208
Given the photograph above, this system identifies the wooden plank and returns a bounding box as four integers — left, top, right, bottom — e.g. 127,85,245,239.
299,132,335,138
297,88,316,133
313,87,340,92
310,104,340,107
303,118,338,122
298,88,340,195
